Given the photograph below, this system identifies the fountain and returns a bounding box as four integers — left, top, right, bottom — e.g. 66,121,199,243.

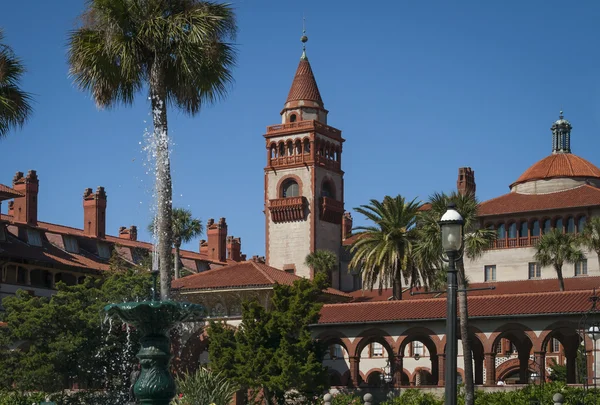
104,270,205,405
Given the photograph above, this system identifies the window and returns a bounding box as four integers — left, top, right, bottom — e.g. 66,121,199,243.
289,113,297,123
567,217,575,234
555,218,563,232
519,222,528,238
552,338,561,353
508,223,517,238
27,229,42,246
495,340,503,354
531,220,540,237
578,216,587,233
322,182,334,198
279,143,285,157
497,224,506,239
330,344,343,359
17,267,27,284
371,342,383,357
528,262,541,279
287,141,294,156
63,236,79,253
281,179,299,198
97,242,111,259
413,341,424,356
543,219,552,234
303,139,310,154
484,265,496,282
575,259,588,276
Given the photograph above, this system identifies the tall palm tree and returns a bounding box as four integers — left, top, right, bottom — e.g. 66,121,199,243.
68,0,236,299
305,250,337,284
151,208,203,279
535,229,584,291
0,28,32,139
581,216,600,270
349,195,421,300
414,191,495,405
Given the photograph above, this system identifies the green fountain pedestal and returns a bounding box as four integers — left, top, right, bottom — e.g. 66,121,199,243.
104,299,205,405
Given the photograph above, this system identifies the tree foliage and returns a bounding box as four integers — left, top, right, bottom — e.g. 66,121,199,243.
305,250,337,282
0,28,33,139
208,274,330,404
534,229,584,291
0,264,152,394
172,368,237,405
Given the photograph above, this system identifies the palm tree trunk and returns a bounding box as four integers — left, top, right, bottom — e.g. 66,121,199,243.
555,264,565,291
458,262,475,405
393,259,403,300
150,59,173,300
174,245,181,280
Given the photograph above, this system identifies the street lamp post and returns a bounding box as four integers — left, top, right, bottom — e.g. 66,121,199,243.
439,203,465,405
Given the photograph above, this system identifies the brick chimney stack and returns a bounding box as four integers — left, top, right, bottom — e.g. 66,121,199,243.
457,167,476,196
227,236,242,262
12,170,39,225
7,201,14,216
119,225,138,241
83,187,107,238
207,218,227,262
342,212,353,240
250,255,266,263
199,239,208,255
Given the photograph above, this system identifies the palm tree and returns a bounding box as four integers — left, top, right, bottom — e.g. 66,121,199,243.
68,0,236,299
0,28,33,139
349,195,421,300
535,229,584,291
414,191,495,405
581,216,600,270
305,250,337,284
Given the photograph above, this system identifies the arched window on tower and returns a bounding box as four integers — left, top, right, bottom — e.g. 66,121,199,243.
303,139,310,154
279,142,285,157
290,113,297,123
567,217,575,233
270,145,277,159
578,216,587,233
508,222,517,239
281,179,299,198
531,220,540,237
519,222,528,238
322,181,334,199
497,224,506,239
295,140,301,155
287,140,294,156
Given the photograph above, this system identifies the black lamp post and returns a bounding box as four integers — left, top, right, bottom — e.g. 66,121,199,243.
380,358,393,387
439,203,464,405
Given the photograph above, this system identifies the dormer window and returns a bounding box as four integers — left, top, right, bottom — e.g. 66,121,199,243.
63,236,79,253
290,113,297,122
97,242,111,259
27,229,42,247
281,179,299,198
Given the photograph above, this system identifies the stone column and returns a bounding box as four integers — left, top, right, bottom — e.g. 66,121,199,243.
484,352,496,385
349,356,360,387
518,351,530,384
437,353,446,387
393,354,404,388
534,351,547,383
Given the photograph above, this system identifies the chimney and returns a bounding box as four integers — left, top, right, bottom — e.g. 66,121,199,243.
119,225,138,241
207,218,227,262
342,212,353,240
199,239,208,255
7,201,14,216
240,254,247,261
250,255,265,263
83,187,107,238
457,167,476,196
12,170,39,225
227,236,242,262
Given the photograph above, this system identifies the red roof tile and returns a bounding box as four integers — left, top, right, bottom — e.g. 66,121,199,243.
286,59,323,106
513,153,600,186
319,289,594,324
173,261,352,299
0,184,23,201
348,276,600,302
478,185,600,216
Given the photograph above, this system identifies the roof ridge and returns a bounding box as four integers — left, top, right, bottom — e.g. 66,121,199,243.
563,153,576,176
249,261,276,284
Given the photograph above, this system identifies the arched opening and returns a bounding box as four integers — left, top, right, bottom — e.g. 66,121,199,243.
543,219,552,234
566,217,575,233
366,370,382,388
531,220,540,237
539,323,582,384
289,113,297,123
555,218,563,233
303,139,310,154
30,269,52,288
508,222,517,239
399,329,440,386
281,179,299,198
328,369,343,387
578,216,587,233
278,142,285,157
322,181,335,199
295,140,302,155
270,144,277,159
414,369,433,386
491,326,534,385
497,223,506,239
354,331,395,388
519,222,528,238
287,140,294,156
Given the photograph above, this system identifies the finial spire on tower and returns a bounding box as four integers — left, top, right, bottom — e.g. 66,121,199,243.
301,16,308,60
551,110,572,154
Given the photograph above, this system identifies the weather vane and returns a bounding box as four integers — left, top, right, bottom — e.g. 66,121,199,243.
301,15,308,54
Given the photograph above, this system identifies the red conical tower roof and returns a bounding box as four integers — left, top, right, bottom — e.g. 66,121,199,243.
285,55,324,107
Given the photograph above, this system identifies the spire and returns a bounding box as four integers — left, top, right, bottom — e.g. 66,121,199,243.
551,110,572,154
301,16,308,60
285,21,323,107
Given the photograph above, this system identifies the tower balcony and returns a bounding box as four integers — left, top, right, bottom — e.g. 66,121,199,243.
319,197,344,224
268,197,307,223
265,120,343,141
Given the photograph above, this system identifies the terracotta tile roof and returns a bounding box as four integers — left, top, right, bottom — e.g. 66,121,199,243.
173,261,352,299
286,59,323,106
342,234,361,246
478,185,600,216
0,184,23,201
319,289,594,324
348,276,600,302
512,153,600,186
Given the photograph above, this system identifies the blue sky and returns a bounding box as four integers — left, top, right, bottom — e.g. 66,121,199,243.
2,0,600,257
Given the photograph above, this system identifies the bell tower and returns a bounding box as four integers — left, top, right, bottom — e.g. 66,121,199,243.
264,31,345,280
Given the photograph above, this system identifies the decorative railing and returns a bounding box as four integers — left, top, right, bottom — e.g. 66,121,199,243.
268,197,307,223
269,154,314,168
315,155,341,171
486,236,540,250
266,120,342,140
319,197,345,224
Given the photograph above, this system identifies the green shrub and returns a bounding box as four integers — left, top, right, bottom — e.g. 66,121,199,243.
172,368,238,405
0,391,46,405
382,389,442,405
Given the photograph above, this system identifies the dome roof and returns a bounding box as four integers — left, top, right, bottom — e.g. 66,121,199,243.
512,153,600,186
